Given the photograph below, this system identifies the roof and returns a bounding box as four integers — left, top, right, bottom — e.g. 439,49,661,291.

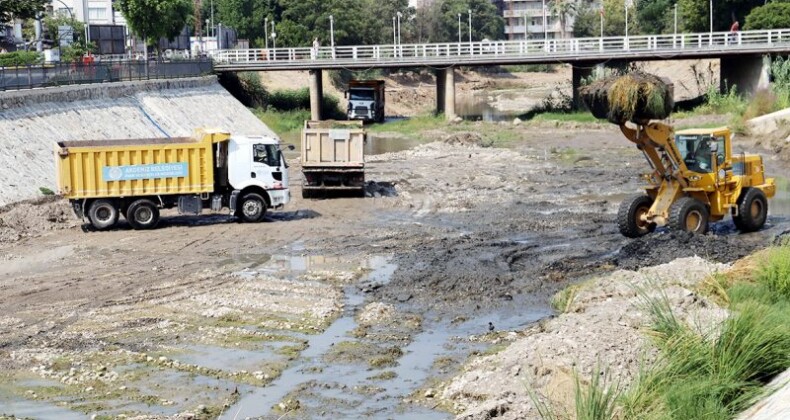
675,126,730,136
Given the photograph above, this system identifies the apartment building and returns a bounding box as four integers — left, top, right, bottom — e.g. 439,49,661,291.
502,0,572,40
49,0,126,26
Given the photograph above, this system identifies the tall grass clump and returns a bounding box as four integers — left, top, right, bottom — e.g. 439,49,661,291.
696,84,747,115
622,248,790,419
574,367,621,420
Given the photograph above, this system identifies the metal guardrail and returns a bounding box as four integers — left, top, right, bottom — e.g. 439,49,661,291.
213,29,790,68
0,59,214,91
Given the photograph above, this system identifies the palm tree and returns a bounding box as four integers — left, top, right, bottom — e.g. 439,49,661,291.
550,0,577,39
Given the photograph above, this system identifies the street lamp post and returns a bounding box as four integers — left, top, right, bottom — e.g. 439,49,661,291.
674,3,678,35
397,12,402,45
542,0,547,41
458,13,461,43
709,0,713,33
600,9,603,38
468,9,472,45
329,15,335,48
392,17,396,46
524,11,528,40
271,20,276,51
264,18,269,49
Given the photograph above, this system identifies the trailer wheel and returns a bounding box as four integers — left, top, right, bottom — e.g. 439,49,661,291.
126,199,160,230
88,199,119,230
733,188,768,233
617,194,656,238
669,197,709,234
238,193,267,223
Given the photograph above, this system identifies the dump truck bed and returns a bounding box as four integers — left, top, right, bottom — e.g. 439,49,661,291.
55,132,228,200
301,120,365,168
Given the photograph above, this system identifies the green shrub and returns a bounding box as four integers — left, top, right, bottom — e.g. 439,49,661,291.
268,88,344,119
755,246,790,300
696,84,747,115
0,51,43,67
217,72,268,108
743,89,778,120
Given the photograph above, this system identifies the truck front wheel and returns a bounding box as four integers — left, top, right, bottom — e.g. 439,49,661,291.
88,199,119,230
126,199,160,230
238,193,267,223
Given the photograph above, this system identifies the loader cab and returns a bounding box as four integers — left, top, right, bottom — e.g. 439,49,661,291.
674,127,731,174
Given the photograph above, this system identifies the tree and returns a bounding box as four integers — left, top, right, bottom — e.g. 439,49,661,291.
744,2,790,30
636,0,673,34
214,0,281,47
117,0,194,57
596,0,636,37
678,0,764,32
430,0,504,43
573,1,600,38
550,0,576,39
0,0,48,22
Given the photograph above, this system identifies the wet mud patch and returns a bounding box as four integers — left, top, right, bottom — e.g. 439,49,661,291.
614,230,769,270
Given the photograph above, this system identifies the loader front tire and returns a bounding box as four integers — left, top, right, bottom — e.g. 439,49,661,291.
733,188,768,233
88,199,119,230
618,194,656,238
669,197,709,234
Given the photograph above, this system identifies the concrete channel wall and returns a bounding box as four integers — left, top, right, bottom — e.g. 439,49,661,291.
0,76,277,206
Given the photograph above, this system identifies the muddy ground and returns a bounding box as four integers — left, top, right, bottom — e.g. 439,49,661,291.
1,121,788,419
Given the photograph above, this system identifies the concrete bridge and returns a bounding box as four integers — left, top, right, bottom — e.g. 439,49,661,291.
213,29,790,120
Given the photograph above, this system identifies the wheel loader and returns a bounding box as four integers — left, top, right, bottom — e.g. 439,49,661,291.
617,122,776,237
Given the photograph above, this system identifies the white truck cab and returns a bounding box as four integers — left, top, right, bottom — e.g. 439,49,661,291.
228,135,291,220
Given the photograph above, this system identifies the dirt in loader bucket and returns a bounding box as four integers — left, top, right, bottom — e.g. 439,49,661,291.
580,72,674,124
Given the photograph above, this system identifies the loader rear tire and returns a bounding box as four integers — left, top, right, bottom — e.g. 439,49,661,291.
669,197,709,234
126,199,160,230
733,188,768,233
88,199,119,230
618,194,656,238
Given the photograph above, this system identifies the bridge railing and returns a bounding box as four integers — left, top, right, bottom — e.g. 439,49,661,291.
212,29,790,66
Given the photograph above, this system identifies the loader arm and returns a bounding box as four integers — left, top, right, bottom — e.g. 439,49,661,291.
619,122,690,225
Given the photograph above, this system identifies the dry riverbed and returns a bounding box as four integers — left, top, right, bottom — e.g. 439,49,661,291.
1,121,788,419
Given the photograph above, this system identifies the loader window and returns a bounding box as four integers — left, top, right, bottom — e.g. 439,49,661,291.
676,134,713,173
253,144,279,167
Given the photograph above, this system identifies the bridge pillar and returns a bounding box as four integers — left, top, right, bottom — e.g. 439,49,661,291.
309,69,323,120
436,68,446,115
444,66,456,120
720,54,770,97
572,63,605,110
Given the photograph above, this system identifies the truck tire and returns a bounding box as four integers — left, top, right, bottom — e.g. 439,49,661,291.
733,188,768,233
238,193,267,223
669,197,709,234
88,199,119,230
617,194,656,238
126,199,160,230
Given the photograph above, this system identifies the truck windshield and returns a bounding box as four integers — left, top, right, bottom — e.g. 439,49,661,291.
349,89,375,101
675,134,713,173
253,144,280,167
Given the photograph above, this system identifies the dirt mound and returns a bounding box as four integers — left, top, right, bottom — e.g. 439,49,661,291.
614,231,762,270
755,124,790,163
0,197,78,243
581,72,673,124
442,132,491,147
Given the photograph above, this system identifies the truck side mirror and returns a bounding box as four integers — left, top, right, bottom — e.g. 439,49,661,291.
287,144,296,151
709,141,718,153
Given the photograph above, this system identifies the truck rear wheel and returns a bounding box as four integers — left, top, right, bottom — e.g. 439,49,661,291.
238,193,267,223
733,188,768,233
617,194,656,238
126,199,160,230
669,197,709,234
88,199,119,230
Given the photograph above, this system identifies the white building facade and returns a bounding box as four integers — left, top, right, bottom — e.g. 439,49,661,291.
502,0,573,40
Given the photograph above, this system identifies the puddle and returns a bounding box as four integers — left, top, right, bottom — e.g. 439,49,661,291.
365,134,425,155
0,395,84,420
222,255,549,419
176,345,287,373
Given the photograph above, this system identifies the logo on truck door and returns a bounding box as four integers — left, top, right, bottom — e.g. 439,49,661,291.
103,162,189,181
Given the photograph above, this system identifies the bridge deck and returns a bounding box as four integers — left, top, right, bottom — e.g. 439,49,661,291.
213,29,790,71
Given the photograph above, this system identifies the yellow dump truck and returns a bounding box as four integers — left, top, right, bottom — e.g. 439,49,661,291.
55,129,292,230
301,120,365,198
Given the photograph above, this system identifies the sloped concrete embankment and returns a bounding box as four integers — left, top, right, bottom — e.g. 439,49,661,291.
0,76,276,206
